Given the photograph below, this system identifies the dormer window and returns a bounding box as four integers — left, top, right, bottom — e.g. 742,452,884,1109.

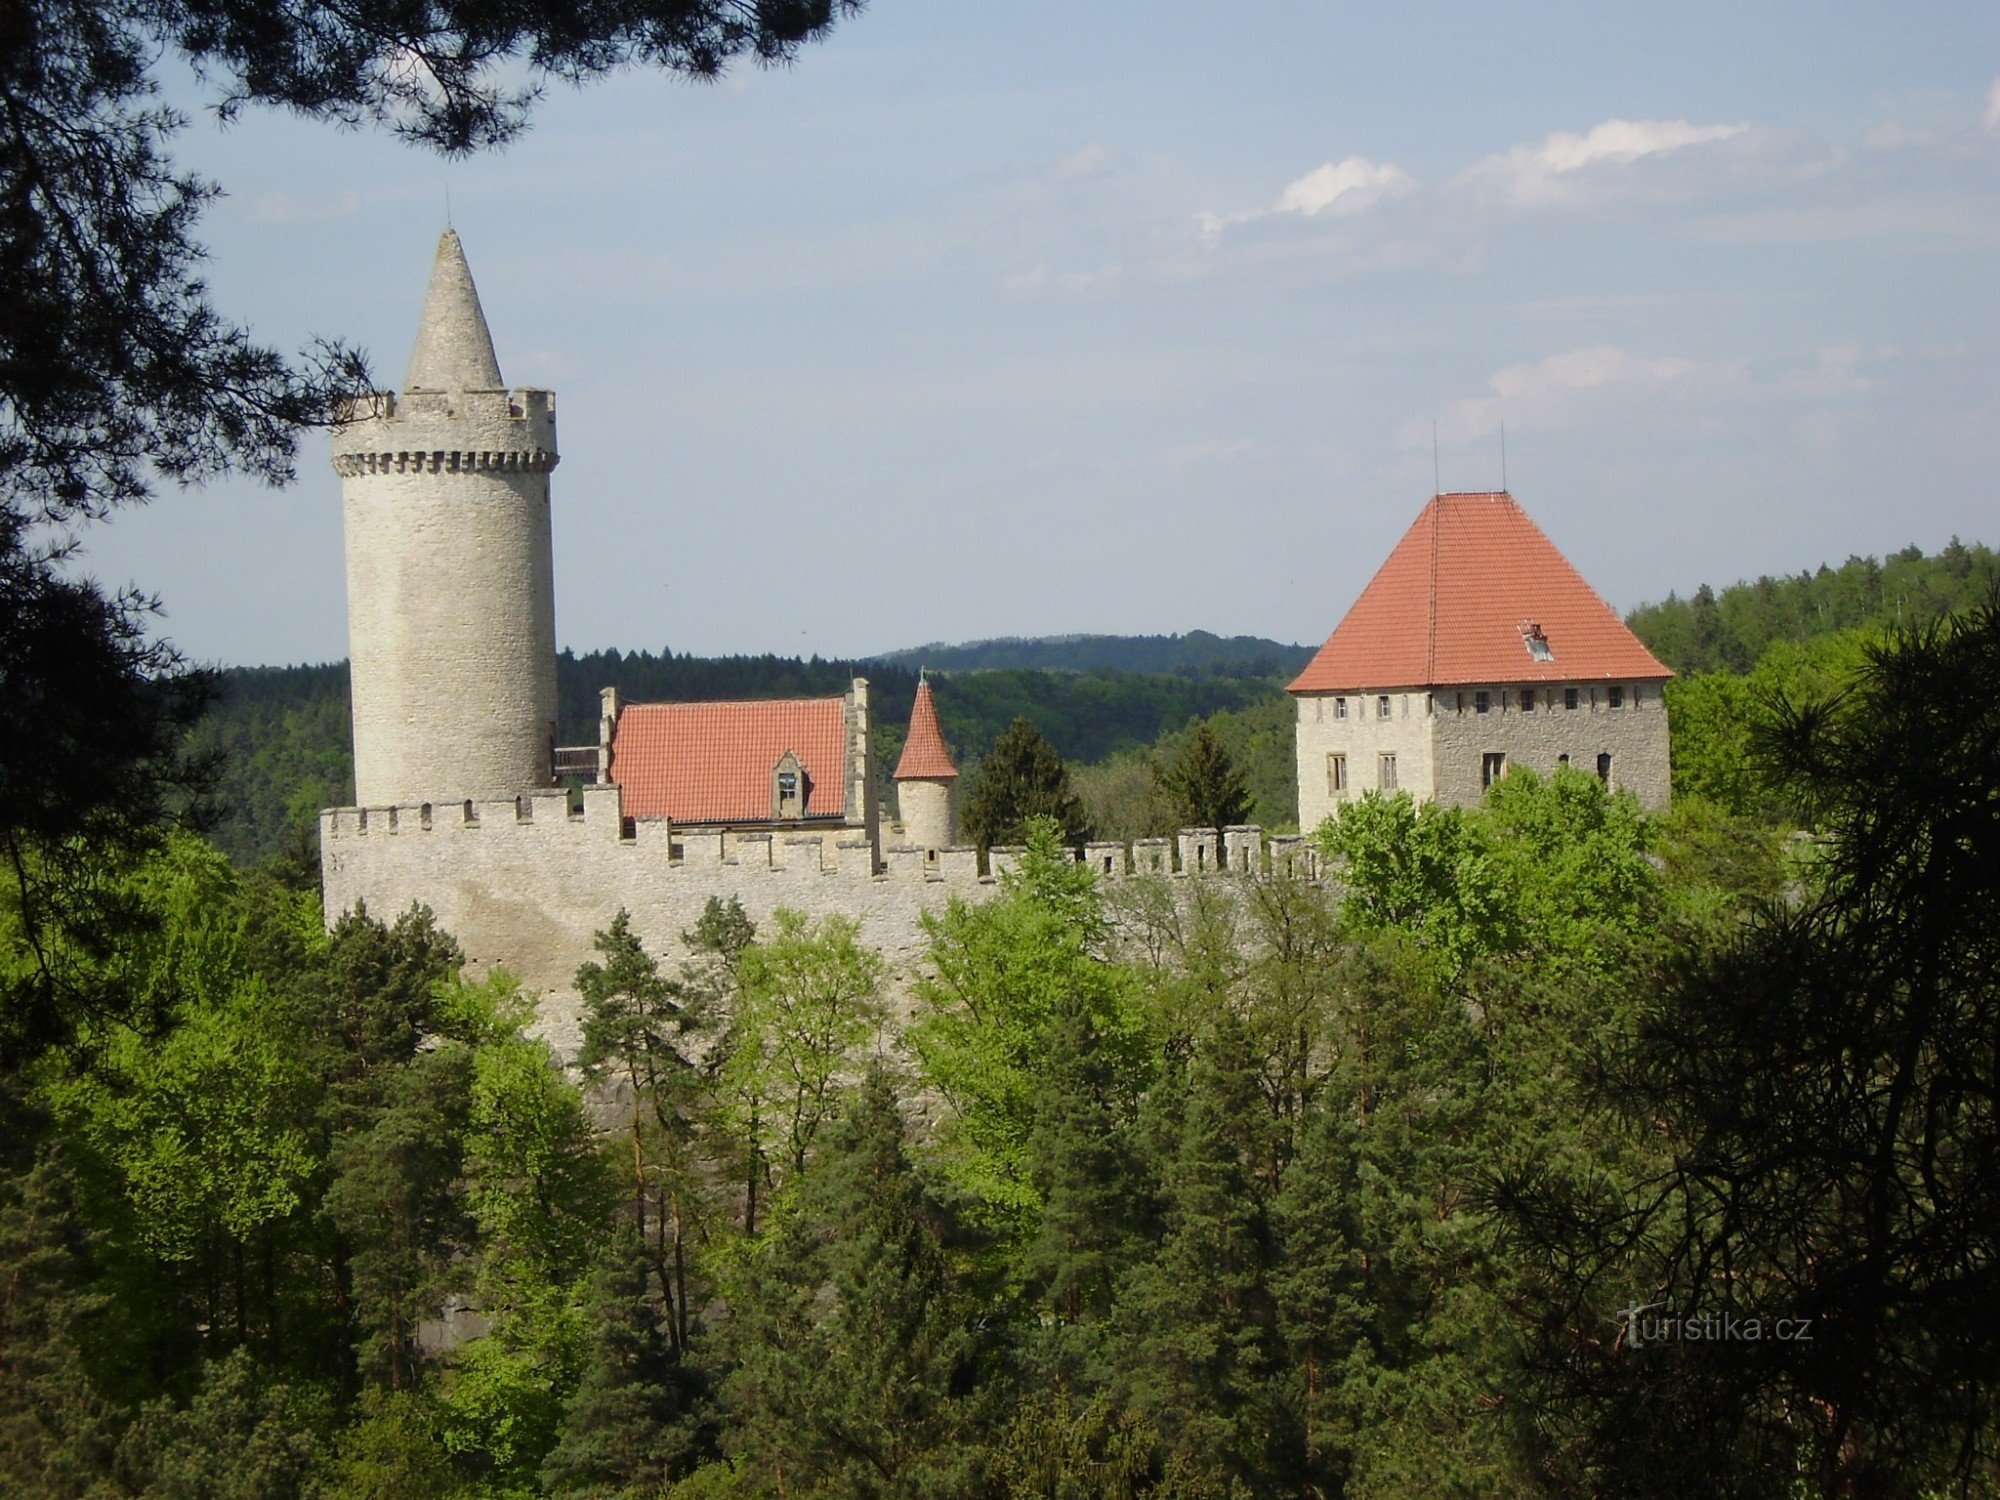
771,752,808,820
1520,622,1554,661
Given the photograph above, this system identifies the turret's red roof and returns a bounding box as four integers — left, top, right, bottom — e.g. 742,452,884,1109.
893,679,958,780
609,698,847,823
1289,491,1672,693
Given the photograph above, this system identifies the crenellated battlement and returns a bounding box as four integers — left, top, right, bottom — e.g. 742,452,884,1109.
320,785,1318,885
331,387,558,474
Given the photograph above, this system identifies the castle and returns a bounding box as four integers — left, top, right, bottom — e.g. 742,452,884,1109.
319,232,1668,1040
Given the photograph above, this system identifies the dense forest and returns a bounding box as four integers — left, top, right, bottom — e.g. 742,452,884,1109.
7,586,1999,1495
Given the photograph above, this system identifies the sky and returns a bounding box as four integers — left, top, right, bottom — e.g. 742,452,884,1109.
74,1,2000,666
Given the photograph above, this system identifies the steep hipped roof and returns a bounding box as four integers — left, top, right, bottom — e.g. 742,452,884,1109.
1289,491,1672,693
893,679,958,780
610,698,848,823
404,229,505,392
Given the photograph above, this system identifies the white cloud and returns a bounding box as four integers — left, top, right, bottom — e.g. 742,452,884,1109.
1412,346,1705,446
1197,155,1413,242
1274,158,1414,216
1461,118,1749,204
1049,142,1124,182
1986,77,2000,133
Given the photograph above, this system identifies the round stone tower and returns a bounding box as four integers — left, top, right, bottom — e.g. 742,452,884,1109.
331,230,559,807
893,677,959,852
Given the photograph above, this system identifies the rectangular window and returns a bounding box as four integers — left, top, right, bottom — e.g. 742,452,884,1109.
1377,695,1392,720
1475,690,1491,714
1632,684,1643,705
1519,689,1535,713
1378,753,1398,791
1482,752,1507,788
1564,687,1579,711
1596,752,1613,784
1334,696,1348,720
1327,754,1347,793
1608,684,1625,709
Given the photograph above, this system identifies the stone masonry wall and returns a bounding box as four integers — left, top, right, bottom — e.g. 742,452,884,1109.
322,785,1315,1054
1429,680,1671,809
1293,689,1437,831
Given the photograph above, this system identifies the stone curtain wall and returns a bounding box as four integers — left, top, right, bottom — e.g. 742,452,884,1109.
322,785,1316,1052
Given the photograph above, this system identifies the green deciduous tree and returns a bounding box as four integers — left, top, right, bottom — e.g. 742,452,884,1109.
912,821,1149,1234
1314,791,1519,983
719,908,884,1198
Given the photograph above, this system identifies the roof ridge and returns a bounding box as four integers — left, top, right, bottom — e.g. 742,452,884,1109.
1426,493,1440,683
627,693,846,711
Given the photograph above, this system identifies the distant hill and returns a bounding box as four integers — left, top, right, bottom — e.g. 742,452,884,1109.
872,630,1313,678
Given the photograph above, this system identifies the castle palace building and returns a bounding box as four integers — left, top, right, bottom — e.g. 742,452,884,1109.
1289,490,1672,825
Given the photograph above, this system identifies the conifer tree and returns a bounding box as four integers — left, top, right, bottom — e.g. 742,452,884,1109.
720,1070,989,1498
1154,723,1251,835
542,1232,704,1497
1499,599,2000,1495
1116,1014,1290,1487
576,910,704,1351
0,1144,123,1497
1270,1092,1370,1497
959,717,1093,852
1022,988,1144,1338
322,1046,475,1393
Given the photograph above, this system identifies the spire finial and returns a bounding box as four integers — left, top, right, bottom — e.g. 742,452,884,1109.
404,229,504,392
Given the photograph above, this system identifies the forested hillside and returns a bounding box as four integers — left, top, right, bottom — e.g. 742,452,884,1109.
1626,537,1998,672
873,629,1311,677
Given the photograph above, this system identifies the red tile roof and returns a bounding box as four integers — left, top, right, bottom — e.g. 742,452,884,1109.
610,698,848,823
1289,492,1673,693
893,680,958,780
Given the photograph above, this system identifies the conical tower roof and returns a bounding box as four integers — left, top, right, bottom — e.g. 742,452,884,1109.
894,679,958,780
1289,491,1672,693
403,229,504,391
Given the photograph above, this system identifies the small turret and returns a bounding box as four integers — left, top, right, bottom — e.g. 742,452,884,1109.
893,677,958,853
